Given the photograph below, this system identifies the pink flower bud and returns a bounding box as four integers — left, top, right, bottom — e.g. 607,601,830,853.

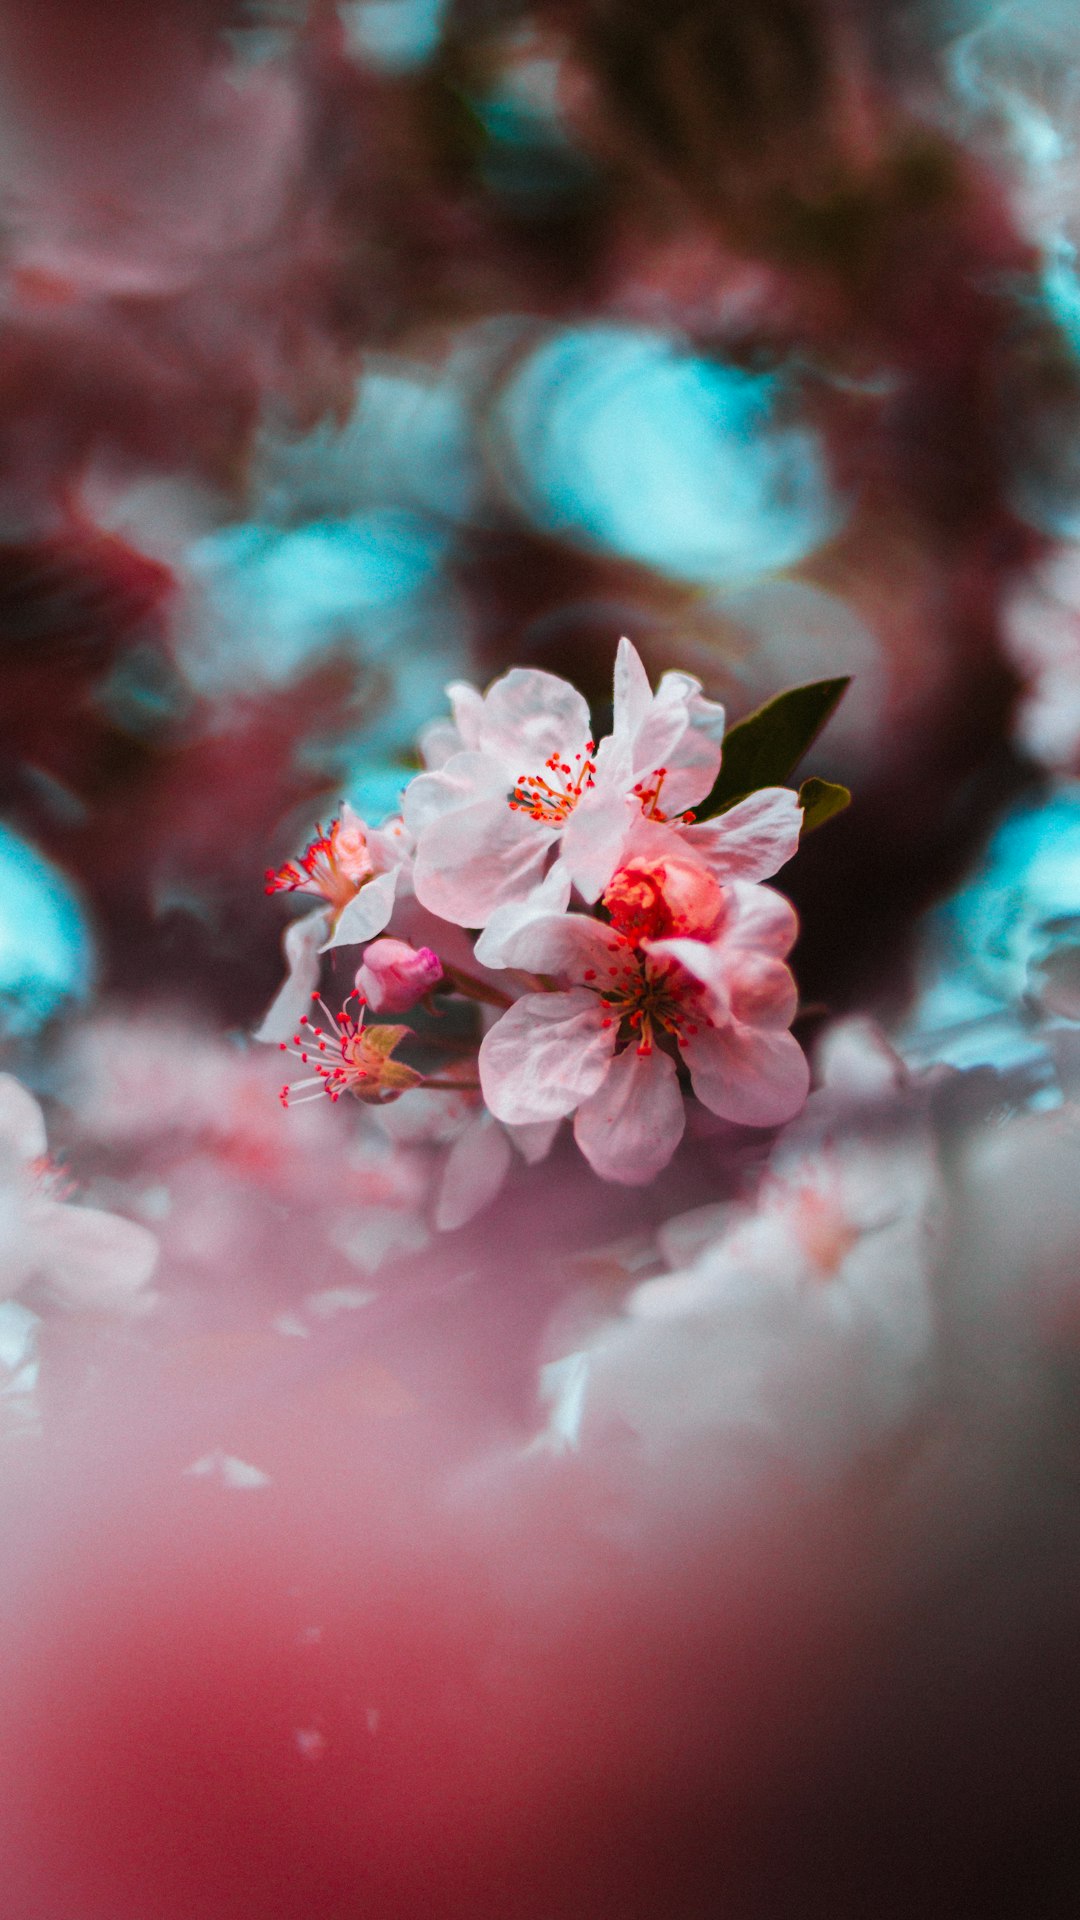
603,854,725,943
354,940,443,1014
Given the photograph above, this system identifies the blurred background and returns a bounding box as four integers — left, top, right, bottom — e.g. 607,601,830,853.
4,2,1080,1915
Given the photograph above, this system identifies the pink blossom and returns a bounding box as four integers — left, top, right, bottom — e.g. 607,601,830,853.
404,637,777,934
256,809,414,1043
278,1001,422,1108
355,939,443,1014
0,1074,158,1314
478,884,809,1184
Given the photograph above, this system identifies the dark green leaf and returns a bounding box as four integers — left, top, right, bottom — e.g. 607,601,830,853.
798,776,851,834
697,677,851,818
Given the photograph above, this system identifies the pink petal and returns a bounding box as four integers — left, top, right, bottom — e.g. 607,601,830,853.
727,953,799,1030
642,935,731,1023
35,1200,158,1311
573,1044,685,1184
479,991,615,1124
477,668,592,770
434,1114,514,1232
0,1074,47,1163
682,1023,810,1127
683,788,802,883
253,907,331,1045
721,881,800,957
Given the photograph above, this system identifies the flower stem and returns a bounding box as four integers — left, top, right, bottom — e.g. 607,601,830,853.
438,963,513,1010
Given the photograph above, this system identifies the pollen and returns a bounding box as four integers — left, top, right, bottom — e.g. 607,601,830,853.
264,813,375,914
508,742,596,825
278,995,422,1108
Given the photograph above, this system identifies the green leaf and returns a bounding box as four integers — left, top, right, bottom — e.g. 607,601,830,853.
798,776,851,834
697,677,851,818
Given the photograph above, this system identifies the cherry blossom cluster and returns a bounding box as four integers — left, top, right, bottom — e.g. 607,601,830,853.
259,639,832,1189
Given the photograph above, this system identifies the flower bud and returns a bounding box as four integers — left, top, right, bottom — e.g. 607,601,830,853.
603,854,725,943
355,939,443,1014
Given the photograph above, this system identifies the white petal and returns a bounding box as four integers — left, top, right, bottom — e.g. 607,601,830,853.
479,991,615,1124
683,1023,810,1127
683,788,802,883
447,681,486,750
496,909,629,979
628,671,699,784
412,800,555,927
35,1200,158,1311
573,1044,685,1184
473,863,573,967
321,869,400,950
0,1075,47,1163
402,751,508,836
559,787,637,901
418,716,464,770
686,686,727,745
434,1113,514,1231
253,908,331,1045
612,635,654,740
476,667,592,769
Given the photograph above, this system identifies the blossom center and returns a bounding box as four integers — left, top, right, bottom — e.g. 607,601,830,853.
279,997,421,1106
631,768,694,825
265,817,375,914
508,742,596,825
587,949,706,1055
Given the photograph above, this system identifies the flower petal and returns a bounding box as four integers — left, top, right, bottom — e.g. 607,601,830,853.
496,910,629,980
683,788,802,883
559,787,638,901
506,1117,560,1163
573,1043,685,1184
412,796,555,927
253,908,331,1045
0,1075,47,1163
612,636,654,740
477,668,592,769
322,868,400,950
402,750,507,835
447,681,486,750
34,1199,158,1311
682,1023,810,1126
434,1113,514,1232
473,862,573,967
479,991,614,1123
721,880,800,957
728,952,799,1030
